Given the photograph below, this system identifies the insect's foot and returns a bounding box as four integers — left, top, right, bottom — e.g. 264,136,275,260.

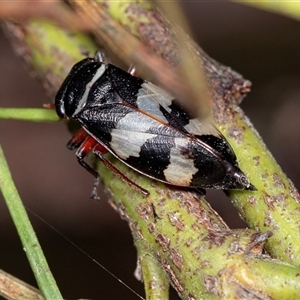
195,188,206,196
90,177,101,201
150,202,160,221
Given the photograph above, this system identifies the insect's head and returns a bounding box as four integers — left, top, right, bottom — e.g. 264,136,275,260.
55,56,105,119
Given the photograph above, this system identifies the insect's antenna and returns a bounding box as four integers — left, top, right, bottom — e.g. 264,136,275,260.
95,51,106,63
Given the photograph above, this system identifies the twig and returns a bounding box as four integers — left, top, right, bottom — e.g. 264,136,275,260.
2,1,300,299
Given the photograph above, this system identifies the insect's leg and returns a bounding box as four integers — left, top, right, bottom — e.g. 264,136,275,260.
127,65,138,77
195,188,206,196
93,147,150,197
76,136,102,200
67,128,89,150
43,103,55,109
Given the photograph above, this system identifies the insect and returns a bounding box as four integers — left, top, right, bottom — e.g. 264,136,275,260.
55,52,255,199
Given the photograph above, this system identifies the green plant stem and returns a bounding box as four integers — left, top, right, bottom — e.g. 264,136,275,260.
100,159,300,299
0,145,63,300
234,0,300,21
0,108,59,122
135,240,170,300
218,106,300,266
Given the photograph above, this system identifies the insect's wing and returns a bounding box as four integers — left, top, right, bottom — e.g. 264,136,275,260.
76,103,227,188
108,64,210,134
56,59,253,190
134,82,237,164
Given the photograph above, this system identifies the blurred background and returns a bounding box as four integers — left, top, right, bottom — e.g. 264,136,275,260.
1,2,300,299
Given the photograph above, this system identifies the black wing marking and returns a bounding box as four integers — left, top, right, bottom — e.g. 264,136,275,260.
75,102,227,187
130,81,237,163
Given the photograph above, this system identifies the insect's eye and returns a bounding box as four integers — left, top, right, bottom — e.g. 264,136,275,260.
55,99,66,119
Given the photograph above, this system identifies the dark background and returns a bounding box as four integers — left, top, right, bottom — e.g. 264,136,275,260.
1,2,300,299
